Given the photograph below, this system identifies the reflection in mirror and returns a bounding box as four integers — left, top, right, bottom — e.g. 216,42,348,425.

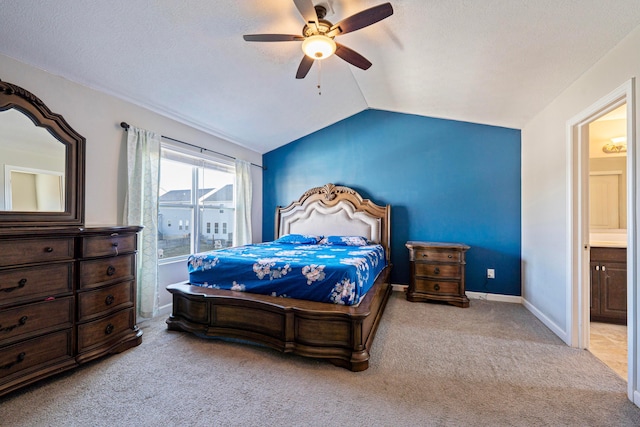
0,109,66,212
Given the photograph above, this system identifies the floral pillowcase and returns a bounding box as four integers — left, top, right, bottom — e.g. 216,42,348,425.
274,234,323,244
320,235,369,246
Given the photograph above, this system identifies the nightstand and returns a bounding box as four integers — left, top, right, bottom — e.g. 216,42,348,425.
405,241,470,308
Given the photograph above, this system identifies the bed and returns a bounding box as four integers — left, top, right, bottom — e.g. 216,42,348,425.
166,183,392,371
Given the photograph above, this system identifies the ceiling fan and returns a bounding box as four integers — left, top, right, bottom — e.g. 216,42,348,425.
243,0,393,79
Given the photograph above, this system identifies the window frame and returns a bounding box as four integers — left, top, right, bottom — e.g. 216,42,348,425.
157,143,235,265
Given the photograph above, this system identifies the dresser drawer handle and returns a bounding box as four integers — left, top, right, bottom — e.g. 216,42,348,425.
433,267,440,275
448,254,453,258
434,284,440,291
44,247,54,253
112,242,119,256
105,323,115,335
105,295,115,306
422,254,428,257
0,352,26,370
2,278,27,293
106,265,116,276
0,316,28,333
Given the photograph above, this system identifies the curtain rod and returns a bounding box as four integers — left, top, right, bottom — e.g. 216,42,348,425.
120,122,265,170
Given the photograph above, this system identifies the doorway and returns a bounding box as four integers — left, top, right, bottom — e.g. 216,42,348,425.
587,104,628,379
568,79,635,401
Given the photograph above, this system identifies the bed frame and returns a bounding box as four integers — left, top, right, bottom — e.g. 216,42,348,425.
166,183,392,371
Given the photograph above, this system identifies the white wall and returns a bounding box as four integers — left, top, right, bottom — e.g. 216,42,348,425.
522,25,640,336
0,54,264,306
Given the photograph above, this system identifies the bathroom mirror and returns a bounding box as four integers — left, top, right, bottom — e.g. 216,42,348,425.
0,79,84,226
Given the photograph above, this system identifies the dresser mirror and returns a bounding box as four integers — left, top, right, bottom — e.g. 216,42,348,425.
0,79,84,226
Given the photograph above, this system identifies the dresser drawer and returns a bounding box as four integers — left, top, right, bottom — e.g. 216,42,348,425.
79,254,135,289
413,279,460,296
0,263,73,307
82,233,137,258
78,281,135,322
77,308,135,352
0,297,74,345
413,248,461,263
0,329,73,381
0,237,74,267
414,262,461,278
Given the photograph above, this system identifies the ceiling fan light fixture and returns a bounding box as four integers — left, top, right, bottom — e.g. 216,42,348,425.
302,35,336,60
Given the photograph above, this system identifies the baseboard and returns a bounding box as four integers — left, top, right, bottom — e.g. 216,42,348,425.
157,302,173,317
466,291,522,304
392,285,521,304
522,297,569,343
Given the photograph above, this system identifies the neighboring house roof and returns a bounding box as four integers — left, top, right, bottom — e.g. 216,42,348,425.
159,188,215,202
159,185,233,204
202,184,233,203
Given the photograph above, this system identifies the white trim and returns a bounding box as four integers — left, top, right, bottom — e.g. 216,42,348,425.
392,284,522,304
523,297,569,343
466,291,522,304
566,78,636,402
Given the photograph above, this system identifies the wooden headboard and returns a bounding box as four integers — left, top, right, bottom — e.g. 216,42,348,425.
275,183,391,262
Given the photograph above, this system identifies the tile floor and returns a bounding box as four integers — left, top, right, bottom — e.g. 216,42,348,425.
589,321,627,380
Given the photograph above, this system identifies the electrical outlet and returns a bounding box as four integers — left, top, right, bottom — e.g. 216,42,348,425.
487,268,495,279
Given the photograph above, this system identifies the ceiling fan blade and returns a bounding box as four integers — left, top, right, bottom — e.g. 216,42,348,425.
243,34,305,42
328,2,393,37
335,43,372,70
293,0,318,27
296,55,315,79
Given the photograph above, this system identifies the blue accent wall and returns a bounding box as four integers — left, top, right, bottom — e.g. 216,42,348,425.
263,109,521,296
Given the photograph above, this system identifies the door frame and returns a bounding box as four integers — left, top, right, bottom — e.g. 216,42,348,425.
567,78,636,401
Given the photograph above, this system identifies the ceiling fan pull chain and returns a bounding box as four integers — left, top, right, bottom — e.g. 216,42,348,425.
317,60,322,95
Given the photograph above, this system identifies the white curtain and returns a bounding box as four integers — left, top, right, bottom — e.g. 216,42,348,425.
123,126,161,319
233,159,252,246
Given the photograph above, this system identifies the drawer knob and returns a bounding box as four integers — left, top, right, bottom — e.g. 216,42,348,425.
448,254,453,258
44,247,54,253
422,254,428,257
433,267,440,275
112,242,119,256
434,284,440,291
105,294,115,306
2,278,27,293
0,352,26,370
106,265,116,276
105,323,115,335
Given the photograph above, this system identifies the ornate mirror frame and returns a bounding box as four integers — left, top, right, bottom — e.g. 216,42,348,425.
0,79,84,226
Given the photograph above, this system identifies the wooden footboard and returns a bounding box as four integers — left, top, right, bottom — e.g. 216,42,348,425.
166,265,392,371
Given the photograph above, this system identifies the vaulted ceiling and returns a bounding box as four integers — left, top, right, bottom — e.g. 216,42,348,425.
1,0,639,154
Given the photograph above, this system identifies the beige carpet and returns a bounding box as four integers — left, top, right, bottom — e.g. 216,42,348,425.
2,292,640,426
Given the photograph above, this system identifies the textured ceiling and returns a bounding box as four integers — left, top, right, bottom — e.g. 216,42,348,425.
0,0,639,154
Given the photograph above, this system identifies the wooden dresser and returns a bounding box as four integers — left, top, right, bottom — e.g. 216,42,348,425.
406,241,470,308
0,226,142,397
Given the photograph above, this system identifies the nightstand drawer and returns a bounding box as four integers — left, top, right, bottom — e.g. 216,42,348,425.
414,263,460,278
77,281,134,322
413,279,460,296
79,254,135,289
413,249,461,263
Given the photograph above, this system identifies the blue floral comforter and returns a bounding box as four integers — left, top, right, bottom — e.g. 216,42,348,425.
187,242,387,306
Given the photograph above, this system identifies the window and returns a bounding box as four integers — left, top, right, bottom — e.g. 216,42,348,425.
158,146,235,261
223,222,227,234
214,222,219,234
